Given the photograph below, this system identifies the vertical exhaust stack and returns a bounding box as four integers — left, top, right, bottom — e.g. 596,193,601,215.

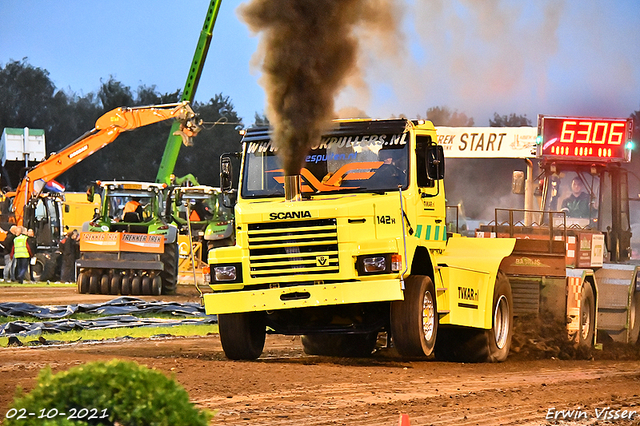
284,175,302,202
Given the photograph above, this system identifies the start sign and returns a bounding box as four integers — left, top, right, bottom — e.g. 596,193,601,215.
537,115,633,162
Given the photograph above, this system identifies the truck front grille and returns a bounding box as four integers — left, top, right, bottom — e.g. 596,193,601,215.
247,218,339,278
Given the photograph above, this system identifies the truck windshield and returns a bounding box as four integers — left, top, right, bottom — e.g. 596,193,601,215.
544,171,600,229
241,133,409,198
105,190,157,222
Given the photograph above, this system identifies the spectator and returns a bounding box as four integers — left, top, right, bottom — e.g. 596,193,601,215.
12,227,33,284
3,225,19,282
60,229,79,283
26,229,36,282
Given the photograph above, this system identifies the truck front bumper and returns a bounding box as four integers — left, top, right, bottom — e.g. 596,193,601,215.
203,279,405,315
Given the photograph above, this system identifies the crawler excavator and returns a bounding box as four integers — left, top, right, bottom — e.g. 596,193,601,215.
8,102,201,281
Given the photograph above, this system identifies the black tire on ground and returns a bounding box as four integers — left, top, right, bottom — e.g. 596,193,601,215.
32,253,56,282
142,276,152,295
218,312,266,360
110,275,121,295
301,332,378,357
390,275,438,358
578,283,595,348
121,276,131,295
435,272,513,363
160,243,178,295
77,272,89,294
151,276,162,296
100,275,110,294
131,276,142,295
630,292,640,345
88,274,99,294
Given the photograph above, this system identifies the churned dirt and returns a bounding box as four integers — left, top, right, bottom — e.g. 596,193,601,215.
2,285,640,425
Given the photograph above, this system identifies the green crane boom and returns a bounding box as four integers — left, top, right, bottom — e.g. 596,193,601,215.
156,0,223,185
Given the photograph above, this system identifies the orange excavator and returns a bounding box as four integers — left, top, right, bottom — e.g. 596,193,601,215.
12,101,201,227
4,101,201,280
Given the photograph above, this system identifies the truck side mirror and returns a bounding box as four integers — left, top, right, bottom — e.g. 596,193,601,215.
426,145,445,180
220,155,233,192
512,171,525,195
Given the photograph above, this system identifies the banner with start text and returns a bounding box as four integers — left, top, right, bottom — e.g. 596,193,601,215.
436,127,537,159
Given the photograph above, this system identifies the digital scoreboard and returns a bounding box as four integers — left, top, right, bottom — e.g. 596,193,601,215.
537,115,633,162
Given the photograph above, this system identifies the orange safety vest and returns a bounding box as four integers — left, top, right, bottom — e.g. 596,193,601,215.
123,200,141,214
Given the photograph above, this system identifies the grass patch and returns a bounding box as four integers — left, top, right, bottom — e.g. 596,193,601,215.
0,282,75,288
1,323,219,347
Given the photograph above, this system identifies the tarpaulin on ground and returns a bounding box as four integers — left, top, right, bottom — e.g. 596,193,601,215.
0,296,208,319
0,297,217,338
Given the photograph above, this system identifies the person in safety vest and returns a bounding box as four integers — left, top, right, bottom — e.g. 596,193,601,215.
12,227,33,284
122,197,144,222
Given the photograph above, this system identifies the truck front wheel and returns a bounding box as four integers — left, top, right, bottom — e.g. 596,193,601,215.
218,312,266,360
390,275,438,358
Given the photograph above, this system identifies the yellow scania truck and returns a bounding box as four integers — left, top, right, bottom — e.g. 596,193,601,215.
204,119,517,360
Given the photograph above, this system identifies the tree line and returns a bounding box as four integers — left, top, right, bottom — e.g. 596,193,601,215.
1,59,638,192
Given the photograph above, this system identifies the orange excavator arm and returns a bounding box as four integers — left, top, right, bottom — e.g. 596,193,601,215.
13,101,201,226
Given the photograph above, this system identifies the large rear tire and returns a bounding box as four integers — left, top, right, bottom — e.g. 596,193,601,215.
390,275,438,358
435,272,513,363
160,243,178,295
578,283,595,348
218,312,266,360
301,332,378,357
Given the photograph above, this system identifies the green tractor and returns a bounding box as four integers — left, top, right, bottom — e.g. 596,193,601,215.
77,181,179,295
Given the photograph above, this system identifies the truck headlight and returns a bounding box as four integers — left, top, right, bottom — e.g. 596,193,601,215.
356,254,400,275
363,257,386,273
214,266,237,281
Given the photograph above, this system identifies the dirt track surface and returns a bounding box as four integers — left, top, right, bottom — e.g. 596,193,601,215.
2,285,640,425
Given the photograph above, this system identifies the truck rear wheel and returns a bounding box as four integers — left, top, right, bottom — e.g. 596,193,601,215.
390,275,438,358
578,283,595,348
218,312,266,360
301,333,378,357
435,272,512,362
160,243,178,295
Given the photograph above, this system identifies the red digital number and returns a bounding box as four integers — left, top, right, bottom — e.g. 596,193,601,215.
559,119,625,145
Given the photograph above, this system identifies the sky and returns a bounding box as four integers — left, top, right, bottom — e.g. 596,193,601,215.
1,0,639,127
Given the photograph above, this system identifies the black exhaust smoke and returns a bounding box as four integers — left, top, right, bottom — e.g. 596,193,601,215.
239,0,402,196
